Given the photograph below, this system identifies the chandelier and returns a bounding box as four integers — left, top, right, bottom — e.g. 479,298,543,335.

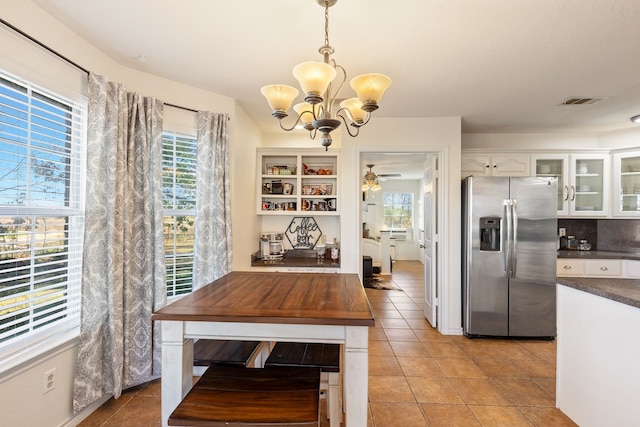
260,0,391,150
362,164,381,191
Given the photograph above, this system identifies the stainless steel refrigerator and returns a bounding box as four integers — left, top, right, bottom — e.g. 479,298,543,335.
462,176,557,338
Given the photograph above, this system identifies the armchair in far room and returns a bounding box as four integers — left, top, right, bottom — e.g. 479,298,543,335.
361,231,392,275
362,238,381,270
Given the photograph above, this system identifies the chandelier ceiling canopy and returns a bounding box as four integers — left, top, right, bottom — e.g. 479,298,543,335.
261,0,391,150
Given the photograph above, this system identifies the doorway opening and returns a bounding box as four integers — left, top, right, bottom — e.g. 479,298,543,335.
359,151,441,329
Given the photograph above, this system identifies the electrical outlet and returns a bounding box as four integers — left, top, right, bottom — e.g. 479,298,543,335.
559,227,566,237
43,368,56,394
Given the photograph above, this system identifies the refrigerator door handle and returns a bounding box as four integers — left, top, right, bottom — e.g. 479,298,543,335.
511,199,518,278
504,199,512,276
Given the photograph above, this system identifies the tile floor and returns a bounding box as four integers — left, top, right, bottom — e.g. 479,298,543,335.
78,261,577,426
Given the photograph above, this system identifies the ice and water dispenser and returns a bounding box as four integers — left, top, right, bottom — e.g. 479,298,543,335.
479,217,501,251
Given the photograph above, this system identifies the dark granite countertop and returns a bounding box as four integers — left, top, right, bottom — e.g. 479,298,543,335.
251,250,340,269
557,277,640,309
557,250,640,261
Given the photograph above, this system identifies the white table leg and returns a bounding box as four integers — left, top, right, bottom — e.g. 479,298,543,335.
160,321,193,427
343,326,369,426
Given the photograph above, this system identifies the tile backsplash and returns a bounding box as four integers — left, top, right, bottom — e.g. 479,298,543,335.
558,219,640,253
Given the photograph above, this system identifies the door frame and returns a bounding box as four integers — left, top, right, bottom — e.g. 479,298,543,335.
357,149,446,332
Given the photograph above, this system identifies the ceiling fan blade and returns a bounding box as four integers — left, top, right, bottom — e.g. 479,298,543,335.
377,173,402,177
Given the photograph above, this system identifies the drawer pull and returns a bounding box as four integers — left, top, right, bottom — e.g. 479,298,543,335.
563,265,572,270
600,266,608,271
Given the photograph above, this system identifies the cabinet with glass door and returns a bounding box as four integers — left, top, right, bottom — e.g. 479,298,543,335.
531,153,609,217
612,151,640,217
570,154,609,216
531,154,569,215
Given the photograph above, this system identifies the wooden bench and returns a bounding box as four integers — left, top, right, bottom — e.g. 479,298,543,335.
168,365,321,426
265,342,342,426
193,340,265,368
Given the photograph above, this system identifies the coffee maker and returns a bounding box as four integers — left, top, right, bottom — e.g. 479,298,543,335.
260,232,285,260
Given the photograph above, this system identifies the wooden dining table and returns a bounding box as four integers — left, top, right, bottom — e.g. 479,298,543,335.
152,271,375,426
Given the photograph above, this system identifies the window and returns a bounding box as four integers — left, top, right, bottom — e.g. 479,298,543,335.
383,192,413,229
0,71,85,357
162,132,196,297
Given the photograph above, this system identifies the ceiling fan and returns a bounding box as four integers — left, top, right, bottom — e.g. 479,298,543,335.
363,164,401,191
364,164,401,180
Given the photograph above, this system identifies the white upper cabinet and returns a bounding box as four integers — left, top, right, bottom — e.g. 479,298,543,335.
461,153,530,178
531,154,570,215
612,151,640,217
531,153,609,217
569,154,609,217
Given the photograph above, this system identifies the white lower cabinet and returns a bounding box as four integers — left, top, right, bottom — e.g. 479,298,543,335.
583,259,622,277
557,258,623,278
557,285,640,427
624,260,640,278
556,259,585,277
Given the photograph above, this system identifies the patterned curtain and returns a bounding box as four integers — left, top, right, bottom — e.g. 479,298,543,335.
73,73,166,413
193,111,231,289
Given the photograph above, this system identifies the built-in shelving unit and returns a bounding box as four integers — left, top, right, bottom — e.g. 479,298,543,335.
257,149,339,216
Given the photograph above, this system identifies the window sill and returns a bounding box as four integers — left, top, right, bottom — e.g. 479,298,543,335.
0,328,79,380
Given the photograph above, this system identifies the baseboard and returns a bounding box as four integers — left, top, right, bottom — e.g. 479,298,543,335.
63,394,111,427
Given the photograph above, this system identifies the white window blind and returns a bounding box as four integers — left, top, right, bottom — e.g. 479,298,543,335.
0,70,85,357
162,132,196,297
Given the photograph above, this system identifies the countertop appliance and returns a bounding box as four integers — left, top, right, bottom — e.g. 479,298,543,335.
462,176,558,338
260,232,285,260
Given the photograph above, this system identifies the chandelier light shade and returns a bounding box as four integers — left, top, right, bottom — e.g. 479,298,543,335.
292,61,337,102
260,85,300,119
340,98,367,124
294,102,322,130
350,73,392,112
260,0,391,150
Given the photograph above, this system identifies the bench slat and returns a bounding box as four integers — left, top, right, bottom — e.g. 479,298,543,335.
265,343,340,373
193,340,261,367
169,365,321,427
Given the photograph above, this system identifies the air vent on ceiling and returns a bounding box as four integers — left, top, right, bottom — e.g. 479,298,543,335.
560,97,606,106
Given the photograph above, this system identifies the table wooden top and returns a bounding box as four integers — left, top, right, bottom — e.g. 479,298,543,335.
152,272,375,326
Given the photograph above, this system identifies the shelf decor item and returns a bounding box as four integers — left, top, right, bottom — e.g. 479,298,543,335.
285,217,322,249
303,163,333,175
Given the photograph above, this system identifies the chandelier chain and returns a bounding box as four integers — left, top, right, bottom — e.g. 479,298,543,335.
324,1,330,48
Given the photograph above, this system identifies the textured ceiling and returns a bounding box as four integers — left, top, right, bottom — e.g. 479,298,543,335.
25,0,640,177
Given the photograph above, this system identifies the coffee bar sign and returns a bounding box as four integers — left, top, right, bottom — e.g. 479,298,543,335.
285,217,322,249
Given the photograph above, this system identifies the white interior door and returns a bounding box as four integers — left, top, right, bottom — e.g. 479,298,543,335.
423,155,438,327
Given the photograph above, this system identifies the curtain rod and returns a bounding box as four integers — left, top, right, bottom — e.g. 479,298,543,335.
1,17,209,115
1,17,89,74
